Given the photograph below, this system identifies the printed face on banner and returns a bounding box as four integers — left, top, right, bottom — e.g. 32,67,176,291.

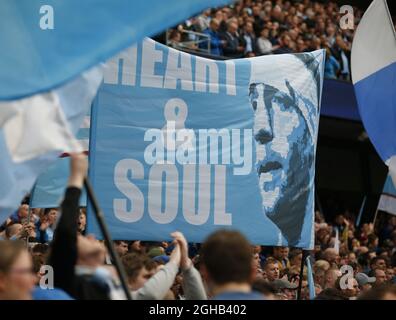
249,81,315,245
88,38,324,248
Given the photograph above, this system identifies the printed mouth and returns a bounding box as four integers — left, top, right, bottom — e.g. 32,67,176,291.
259,161,282,174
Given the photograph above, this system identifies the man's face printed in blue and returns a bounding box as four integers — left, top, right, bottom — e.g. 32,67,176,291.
249,81,314,245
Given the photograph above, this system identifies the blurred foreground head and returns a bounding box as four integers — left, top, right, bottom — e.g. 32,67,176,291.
200,230,255,291
0,241,35,300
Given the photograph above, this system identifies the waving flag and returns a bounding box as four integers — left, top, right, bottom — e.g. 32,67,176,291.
87,38,324,247
378,175,396,216
30,110,91,208
29,112,90,208
351,0,396,179
0,67,102,223
0,0,232,100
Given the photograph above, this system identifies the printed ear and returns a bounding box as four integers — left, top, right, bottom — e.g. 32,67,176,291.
248,83,256,96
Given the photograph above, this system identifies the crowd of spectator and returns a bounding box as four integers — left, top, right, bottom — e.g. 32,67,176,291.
0,154,395,300
167,0,364,81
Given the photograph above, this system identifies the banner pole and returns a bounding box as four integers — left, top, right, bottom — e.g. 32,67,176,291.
84,177,132,300
355,195,367,227
297,250,307,300
372,208,379,226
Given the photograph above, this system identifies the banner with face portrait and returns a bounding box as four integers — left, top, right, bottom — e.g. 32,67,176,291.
88,38,325,249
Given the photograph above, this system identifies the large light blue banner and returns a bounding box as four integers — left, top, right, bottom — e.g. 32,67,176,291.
88,39,325,248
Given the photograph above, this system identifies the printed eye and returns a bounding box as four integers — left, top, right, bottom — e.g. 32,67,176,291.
252,100,257,111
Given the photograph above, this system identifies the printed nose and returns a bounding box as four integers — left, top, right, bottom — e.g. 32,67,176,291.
255,128,273,144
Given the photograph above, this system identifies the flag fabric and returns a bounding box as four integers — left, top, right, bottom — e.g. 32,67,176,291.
29,113,90,208
0,67,102,223
0,0,233,100
29,158,88,209
306,256,316,300
87,38,325,248
378,175,396,216
351,0,396,181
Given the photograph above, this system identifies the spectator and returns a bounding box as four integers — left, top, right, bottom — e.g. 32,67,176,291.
114,241,129,258
78,208,86,235
200,230,263,299
264,258,280,282
256,28,274,55
200,19,224,56
373,269,387,286
221,21,244,58
324,47,340,79
355,272,376,292
272,246,290,270
240,21,256,55
358,283,396,300
323,268,342,289
0,240,35,300
35,208,57,243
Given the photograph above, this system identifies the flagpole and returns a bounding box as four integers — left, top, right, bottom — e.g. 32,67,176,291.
355,195,367,228
84,177,132,300
297,250,308,300
372,208,379,226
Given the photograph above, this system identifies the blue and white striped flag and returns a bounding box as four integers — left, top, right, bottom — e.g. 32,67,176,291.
351,0,396,181
378,175,396,216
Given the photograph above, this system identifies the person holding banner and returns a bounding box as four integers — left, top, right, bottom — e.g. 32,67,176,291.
47,154,114,300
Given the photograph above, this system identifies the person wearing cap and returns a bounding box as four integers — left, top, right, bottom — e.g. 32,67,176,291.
272,278,298,300
355,272,376,292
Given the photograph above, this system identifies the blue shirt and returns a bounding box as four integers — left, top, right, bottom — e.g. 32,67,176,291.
200,29,223,56
324,56,340,79
32,287,74,300
212,291,264,300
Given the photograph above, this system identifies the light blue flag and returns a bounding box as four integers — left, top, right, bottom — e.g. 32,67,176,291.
30,111,91,208
378,175,396,216
0,0,232,100
306,256,316,300
87,39,325,247
0,67,102,223
351,0,396,175
30,157,87,208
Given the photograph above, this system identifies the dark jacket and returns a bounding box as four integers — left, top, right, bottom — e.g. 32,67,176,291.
220,31,243,58
48,187,110,300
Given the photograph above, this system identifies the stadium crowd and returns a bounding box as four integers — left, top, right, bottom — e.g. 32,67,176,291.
0,154,395,300
167,0,363,80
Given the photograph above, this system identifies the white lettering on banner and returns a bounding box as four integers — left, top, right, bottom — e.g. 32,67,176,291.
113,161,231,226
104,46,138,86
148,164,179,224
103,39,236,95
182,165,211,225
195,58,219,93
214,165,232,225
141,40,164,88
163,50,193,91
114,159,144,223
